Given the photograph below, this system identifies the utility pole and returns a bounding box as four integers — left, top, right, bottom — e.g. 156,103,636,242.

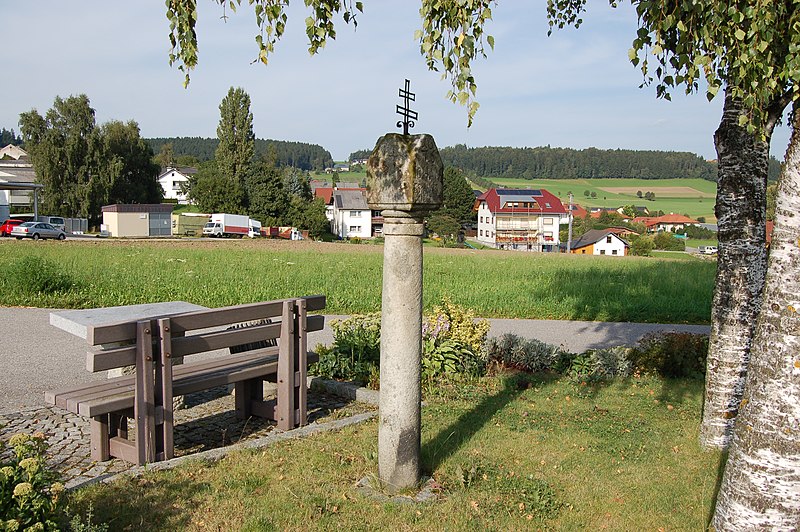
567,192,574,253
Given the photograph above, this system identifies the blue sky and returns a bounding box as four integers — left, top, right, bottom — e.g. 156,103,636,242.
1,1,790,162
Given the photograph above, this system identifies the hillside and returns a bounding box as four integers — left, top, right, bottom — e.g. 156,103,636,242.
440,144,782,182
147,137,333,171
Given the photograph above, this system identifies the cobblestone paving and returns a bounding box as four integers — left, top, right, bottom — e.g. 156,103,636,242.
0,386,375,489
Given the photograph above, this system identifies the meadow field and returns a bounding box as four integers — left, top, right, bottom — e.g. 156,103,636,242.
486,177,718,222
0,239,715,324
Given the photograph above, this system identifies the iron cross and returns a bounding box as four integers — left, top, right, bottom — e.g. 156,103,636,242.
396,79,418,135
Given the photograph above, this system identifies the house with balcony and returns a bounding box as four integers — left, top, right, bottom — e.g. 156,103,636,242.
474,188,567,252
157,167,196,204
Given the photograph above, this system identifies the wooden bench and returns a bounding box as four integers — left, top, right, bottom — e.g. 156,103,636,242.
46,295,325,465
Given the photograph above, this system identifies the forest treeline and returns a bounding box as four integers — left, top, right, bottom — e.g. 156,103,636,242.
147,137,333,171
436,144,782,181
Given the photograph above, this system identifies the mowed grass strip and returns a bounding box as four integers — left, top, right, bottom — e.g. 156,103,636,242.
68,374,721,530
0,239,714,323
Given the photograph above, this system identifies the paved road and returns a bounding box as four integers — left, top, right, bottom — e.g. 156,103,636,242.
0,308,709,413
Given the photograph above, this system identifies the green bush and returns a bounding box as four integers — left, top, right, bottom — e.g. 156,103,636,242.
0,432,65,530
13,256,75,294
629,235,655,256
653,232,686,251
482,334,568,374
568,346,633,382
311,314,380,384
629,331,708,378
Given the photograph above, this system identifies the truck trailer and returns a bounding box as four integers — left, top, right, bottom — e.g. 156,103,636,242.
202,213,261,238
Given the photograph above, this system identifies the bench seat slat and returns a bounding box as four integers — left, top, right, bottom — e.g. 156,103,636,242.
52,348,282,406
49,350,319,419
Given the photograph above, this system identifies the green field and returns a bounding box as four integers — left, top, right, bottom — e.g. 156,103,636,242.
488,178,717,221
0,239,715,324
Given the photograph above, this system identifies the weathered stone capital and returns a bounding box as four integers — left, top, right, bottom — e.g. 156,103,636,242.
366,133,443,215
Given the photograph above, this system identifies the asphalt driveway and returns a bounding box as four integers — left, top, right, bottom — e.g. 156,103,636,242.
0,308,709,413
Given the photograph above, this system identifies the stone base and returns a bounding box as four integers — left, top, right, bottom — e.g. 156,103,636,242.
355,475,441,504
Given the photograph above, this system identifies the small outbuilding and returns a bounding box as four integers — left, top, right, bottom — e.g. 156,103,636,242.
570,228,629,256
101,204,174,237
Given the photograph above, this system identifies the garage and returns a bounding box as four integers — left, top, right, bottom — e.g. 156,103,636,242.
101,204,174,237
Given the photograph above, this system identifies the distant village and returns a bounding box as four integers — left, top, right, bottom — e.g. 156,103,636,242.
1,143,716,256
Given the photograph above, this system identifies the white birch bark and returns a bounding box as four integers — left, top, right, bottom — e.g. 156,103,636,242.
712,108,800,529
700,93,773,449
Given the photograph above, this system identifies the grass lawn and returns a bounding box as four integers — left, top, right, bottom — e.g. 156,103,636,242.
0,239,715,324
69,373,722,530
688,238,719,248
651,250,700,261
310,170,367,184
489,177,717,222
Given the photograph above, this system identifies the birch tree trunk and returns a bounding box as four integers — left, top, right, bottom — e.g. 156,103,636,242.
699,92,774,449
711,106,800,529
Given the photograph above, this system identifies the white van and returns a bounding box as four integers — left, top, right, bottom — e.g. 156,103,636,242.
39,216,66,231
699,245,718,255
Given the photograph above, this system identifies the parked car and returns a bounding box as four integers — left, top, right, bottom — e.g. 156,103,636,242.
11,221,67,241
0,219,24,237
699,245,718,255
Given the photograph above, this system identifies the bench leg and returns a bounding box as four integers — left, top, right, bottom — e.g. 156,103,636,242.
235,378,264,420
90,415,111,462
109,413,128,439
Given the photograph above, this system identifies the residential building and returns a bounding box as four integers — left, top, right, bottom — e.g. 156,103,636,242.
331,189,372,239
570,228,629,256
0,145,39,220
632,213,699,233
314,187,335,222
157,167,196,204
474,188,567,252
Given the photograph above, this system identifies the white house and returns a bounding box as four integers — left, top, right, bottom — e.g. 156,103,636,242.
157,167,195,204
570,229,629,256
474,188,567,252
331,189,371,239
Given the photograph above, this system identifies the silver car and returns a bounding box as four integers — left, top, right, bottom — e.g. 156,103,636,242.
11,221,67,241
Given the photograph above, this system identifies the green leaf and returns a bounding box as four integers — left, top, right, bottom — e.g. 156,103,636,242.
735,28,746,41
628,47,637,61
487,35,495,50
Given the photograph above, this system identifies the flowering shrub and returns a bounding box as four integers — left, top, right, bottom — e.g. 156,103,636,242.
422,298,491,382
424,297,490,354
0,432,64,531
313,299,492,386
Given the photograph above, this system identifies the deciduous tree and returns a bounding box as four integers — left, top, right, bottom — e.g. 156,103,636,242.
19,95,101,220
547,0,796,451
100,120,162,206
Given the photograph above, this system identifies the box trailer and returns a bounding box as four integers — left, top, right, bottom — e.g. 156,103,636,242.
202,213,261,238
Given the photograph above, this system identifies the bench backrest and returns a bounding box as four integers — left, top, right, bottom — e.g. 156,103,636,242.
85,295,326,372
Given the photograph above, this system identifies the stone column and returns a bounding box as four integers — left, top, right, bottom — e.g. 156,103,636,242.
367,133,442,493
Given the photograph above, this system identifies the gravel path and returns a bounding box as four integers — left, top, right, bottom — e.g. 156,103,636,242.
0,307,709,413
